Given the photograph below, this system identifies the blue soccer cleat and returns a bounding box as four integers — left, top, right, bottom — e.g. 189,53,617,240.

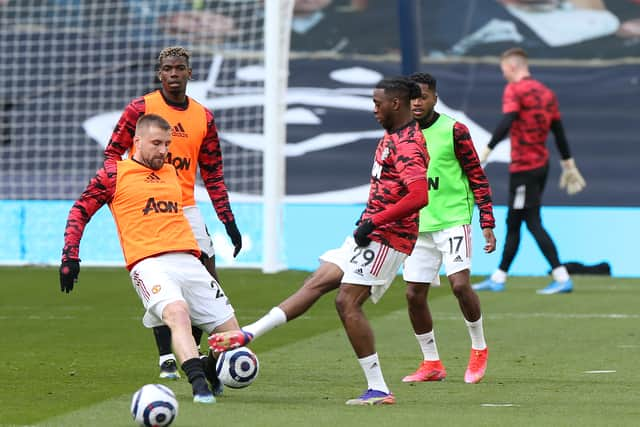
536,279,573,295
193,392,216,404
472,278,505,292
345,389,395,406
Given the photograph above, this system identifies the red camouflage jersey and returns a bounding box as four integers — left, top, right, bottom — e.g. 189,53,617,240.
62,161,118,261
502,77,561,173
362,120,429,255
104,94,235,224
453,121,495,229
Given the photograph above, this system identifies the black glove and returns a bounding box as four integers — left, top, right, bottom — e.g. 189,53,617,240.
224,220,242,257
59,259,80,293
353,219,375,247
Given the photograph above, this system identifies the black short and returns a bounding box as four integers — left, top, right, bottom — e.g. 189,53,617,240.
508,165,549,209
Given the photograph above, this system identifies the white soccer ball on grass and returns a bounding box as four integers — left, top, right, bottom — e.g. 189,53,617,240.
130,383,178,427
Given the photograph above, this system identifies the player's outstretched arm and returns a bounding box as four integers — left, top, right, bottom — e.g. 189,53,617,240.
60,164,116,293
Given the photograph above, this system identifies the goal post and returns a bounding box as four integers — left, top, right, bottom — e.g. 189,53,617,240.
263,0,294,273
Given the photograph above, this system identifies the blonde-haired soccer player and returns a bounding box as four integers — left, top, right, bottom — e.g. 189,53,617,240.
60,114,240,403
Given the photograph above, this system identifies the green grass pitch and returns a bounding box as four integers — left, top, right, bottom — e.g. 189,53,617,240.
1,267,639,426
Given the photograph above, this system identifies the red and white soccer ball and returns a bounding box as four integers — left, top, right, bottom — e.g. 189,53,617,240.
216,346,260,389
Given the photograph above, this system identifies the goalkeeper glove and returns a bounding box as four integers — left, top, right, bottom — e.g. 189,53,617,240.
559,158,586,195
478,146,492,167
353,219,375,247
224,220,242,257
59,259,80,293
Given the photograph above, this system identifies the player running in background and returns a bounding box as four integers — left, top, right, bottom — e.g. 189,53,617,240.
60,114,242,403
474,47,586,295
401,72,496,385
209,77,429,405
105,46,242,379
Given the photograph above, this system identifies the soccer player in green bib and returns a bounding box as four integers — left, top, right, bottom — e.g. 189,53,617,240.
401,73,497,384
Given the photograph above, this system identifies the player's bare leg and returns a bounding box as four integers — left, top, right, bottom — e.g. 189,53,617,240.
279,262,343,320
403,282,447,382
406,282,433,334
336,283,395,405
162,301,214,403
450,270,482,322
208,262,343,352
336,284,375,357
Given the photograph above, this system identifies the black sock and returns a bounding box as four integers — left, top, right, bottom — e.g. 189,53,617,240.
192,326,203,349
153,325,173,356
181,358,210,395
202,350,220,385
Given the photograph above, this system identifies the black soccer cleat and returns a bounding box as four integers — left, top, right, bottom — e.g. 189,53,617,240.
201,351,224,396
159,359,181,380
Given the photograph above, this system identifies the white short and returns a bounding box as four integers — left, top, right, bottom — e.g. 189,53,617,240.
129,252,235,330
320,236,407,304
184,205,215,257
403,224,472,285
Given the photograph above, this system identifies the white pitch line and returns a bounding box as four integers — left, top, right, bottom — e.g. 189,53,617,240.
481,403,518,407
584,370,616,374
425,312,640,321
490,313,640,319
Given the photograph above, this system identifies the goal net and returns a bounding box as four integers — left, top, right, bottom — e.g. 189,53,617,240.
0,0,293,270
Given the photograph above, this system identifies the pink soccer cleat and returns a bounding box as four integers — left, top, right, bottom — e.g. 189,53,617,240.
464,348,488,384
402,360,447,382
208,329,254,353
